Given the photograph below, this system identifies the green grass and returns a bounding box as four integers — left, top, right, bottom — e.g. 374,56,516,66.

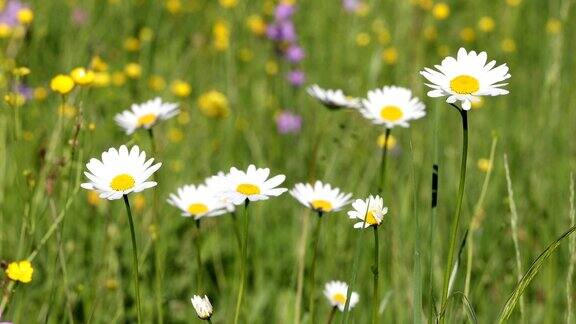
1,0,576,323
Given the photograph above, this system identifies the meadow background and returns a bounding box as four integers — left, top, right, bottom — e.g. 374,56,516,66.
1,0,576,323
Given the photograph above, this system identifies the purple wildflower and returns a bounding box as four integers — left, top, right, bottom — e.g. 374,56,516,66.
287,70,306,87
0,0,25,27
71,7,89,26
285,45,305,63
275,3,295,21
342,0,360,12
276,110,302,134
17,84,33,99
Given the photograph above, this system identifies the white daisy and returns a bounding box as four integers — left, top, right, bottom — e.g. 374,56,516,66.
204,171,236,212
420,47,510,110
81,145,161,200
191,295,213,320
290,181,352,213
307,84,362,110
347,195,388,228
167,184,228,219
323,281,359,312
222,165,287,205
359,86,426,128
114,97,180,134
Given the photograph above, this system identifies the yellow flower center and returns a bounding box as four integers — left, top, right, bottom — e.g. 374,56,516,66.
310,199,333,212
450,75,480,94
137,113,157,127
379,105,403,122
187,203,209,215
110,174,136,191
366,210,380,225
333,293,347,304
236,183,260,195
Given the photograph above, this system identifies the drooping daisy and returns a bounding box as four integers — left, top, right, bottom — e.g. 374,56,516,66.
347,195,388,228
307,84,362,110
167,184,228,219
114,97,179,134
323,281,359,312
290,181,352,213
223,164,287,205
191,295,213,320
420,47,510,110
360,86,426,128
81,145,161,200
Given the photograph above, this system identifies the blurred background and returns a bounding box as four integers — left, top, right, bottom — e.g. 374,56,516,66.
0,0,575,322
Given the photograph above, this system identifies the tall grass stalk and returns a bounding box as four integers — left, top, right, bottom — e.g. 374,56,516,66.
566,174,575,324
409,140,422,323
378,128,391,193
504,154,524,319
372,226,380,324
308,211,323,324
122,195,142,324
234,200,250,324
440,105,468,322
428,101,441,321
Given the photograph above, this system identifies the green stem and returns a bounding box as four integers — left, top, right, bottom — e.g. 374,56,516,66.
440,107,468,322
233,199,250,324
326,306,337,324
378,128,391,194
372,226,380,324
231,211,242,250
123,194,142,324
308,211,323,323
194,219,203,291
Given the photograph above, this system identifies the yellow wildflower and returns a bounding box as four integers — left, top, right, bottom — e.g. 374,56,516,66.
139,27,154,42
198,90,230,118
123,37,141,52
70,67,95,86
377,134,397,150
87,191,100,206
219,0,238,8
148,75,166,92
213,20,230,51
459,27,476,43
91,56,108,72
171,80,192,98
247,15,266,36
4,92,25,107
432,3,450,20
478,16,495,32
17,8,34,25
501,38,516,53
165,0,182,14
477,159,491,172
93,72,111,87
546,18,561,34
6,260,34,283
382,47,398,65
111,72,126,86
50,74,75,95
0,23,11,38
506,0,521,6
33,87,48,101
12,66,30,76
355,32,370,47
124,63,142,79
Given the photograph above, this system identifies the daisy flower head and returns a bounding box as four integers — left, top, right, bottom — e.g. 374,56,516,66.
191,295,213,320
420,47,510,110
323,281,359,311
360,86,426,128
167,184,228,219
290,181,352,213
114,97,179,135
81,145,161,200
347,195,388,228
223,164,287,205
307,84,362,110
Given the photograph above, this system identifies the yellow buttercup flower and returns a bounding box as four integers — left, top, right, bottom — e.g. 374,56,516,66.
123,37,141,52
506,0,521,7
247,15,266,36
477,158,492,172
165,0,182,14
377,134,397,150
148,75,166,92
501,38,516,53
91,55,108,72
432,3,450,20
213,20,230,51
87,191,100,206
50,74,75,95
70,67,95,86
93,72,111,87
139,27,154,42
355,32,370,47
168,127,184,143
459,27,475,43
59,104,77,119
377,29,391,45
4,92,25,107
423,26,437,41
171,80,192,98
112,72,126,86
17,8,34,25
198,90,230,118
546,18,561,34
6,260,34,283
124,63,142,79
238,48,254,62
33,87,48,101
478,16,495,32
0,23,11,38
265,60,278,75
219,0,238,8
134,194,146,213
382,47,398,65
12,66,30,76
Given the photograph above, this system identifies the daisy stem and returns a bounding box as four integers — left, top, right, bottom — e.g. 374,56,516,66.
326,306,337,324
372,226,380,324
308,211,323,323
231,211,242,250
207,319,213,324
440,106,468,321
378,128,391,194
194,219,203,291
123,194,142,324
233,199,250,324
